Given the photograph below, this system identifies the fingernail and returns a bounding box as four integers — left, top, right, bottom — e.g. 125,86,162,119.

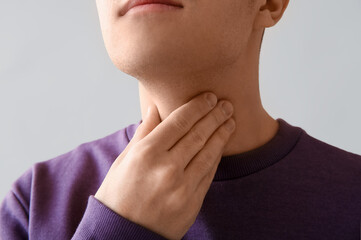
205,93,217,108
225,119,235,131
221,101,233,116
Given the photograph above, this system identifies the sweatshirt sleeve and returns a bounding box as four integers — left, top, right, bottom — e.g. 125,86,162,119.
0,191,29,240
72,196,169,240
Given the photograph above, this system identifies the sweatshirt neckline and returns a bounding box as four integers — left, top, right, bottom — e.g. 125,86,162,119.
214,118,304,181
126,118,304,181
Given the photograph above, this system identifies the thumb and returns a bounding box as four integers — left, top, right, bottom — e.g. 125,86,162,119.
119,105,161,159
133,105,161,142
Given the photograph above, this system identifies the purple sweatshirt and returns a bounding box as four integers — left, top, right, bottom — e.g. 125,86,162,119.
1,118,361,239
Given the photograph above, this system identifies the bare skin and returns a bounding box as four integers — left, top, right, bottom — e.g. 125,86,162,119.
94,0,289,239
96,92,235,239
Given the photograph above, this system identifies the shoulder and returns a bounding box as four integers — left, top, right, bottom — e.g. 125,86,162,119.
294,129,361,176
1,121,141,238
33,124,129,181
298,130,361,160
10,121,141,210
41,121,140,174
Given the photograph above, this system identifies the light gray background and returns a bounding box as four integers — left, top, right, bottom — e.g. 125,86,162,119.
1,0,360,200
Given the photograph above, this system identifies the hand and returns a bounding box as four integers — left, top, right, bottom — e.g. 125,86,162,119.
94,92,235,240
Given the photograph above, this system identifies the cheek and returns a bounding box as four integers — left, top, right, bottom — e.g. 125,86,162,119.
186,3,251,67
97,1,120,48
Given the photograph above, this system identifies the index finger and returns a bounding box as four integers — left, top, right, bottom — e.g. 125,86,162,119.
143,92,217,151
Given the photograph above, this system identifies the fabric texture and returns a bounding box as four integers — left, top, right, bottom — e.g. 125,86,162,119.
1,118,361,239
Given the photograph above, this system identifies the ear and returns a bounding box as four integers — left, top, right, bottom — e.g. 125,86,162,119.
253,0,290,29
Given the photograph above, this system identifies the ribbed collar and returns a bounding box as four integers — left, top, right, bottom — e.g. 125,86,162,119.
126,118,304,181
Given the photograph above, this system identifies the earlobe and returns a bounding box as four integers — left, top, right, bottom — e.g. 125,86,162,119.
253,0,289,29
254,9,275,29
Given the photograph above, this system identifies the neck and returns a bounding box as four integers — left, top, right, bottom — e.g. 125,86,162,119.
137,37,279,157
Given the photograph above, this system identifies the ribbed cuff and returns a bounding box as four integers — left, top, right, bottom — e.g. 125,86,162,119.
72,196,168,240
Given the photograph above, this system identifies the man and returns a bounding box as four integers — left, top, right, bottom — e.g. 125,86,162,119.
1,0,361,239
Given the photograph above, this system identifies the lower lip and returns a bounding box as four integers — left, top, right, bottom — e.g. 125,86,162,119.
126,3,183,15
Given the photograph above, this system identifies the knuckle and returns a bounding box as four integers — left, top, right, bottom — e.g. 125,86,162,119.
165,192,184,211
213,107,226,125
134,141,153,156
159,165,182,185
198,98,211,113
131,141,157,163
207,160,218,179
172,187,187,204
203,173,215,192
174,187,189,207
199,161,212,174
197,154,215,173
189,129,207,147
203,150,215,162
218,125,232,142
179,184,191,198
172,114,190,133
